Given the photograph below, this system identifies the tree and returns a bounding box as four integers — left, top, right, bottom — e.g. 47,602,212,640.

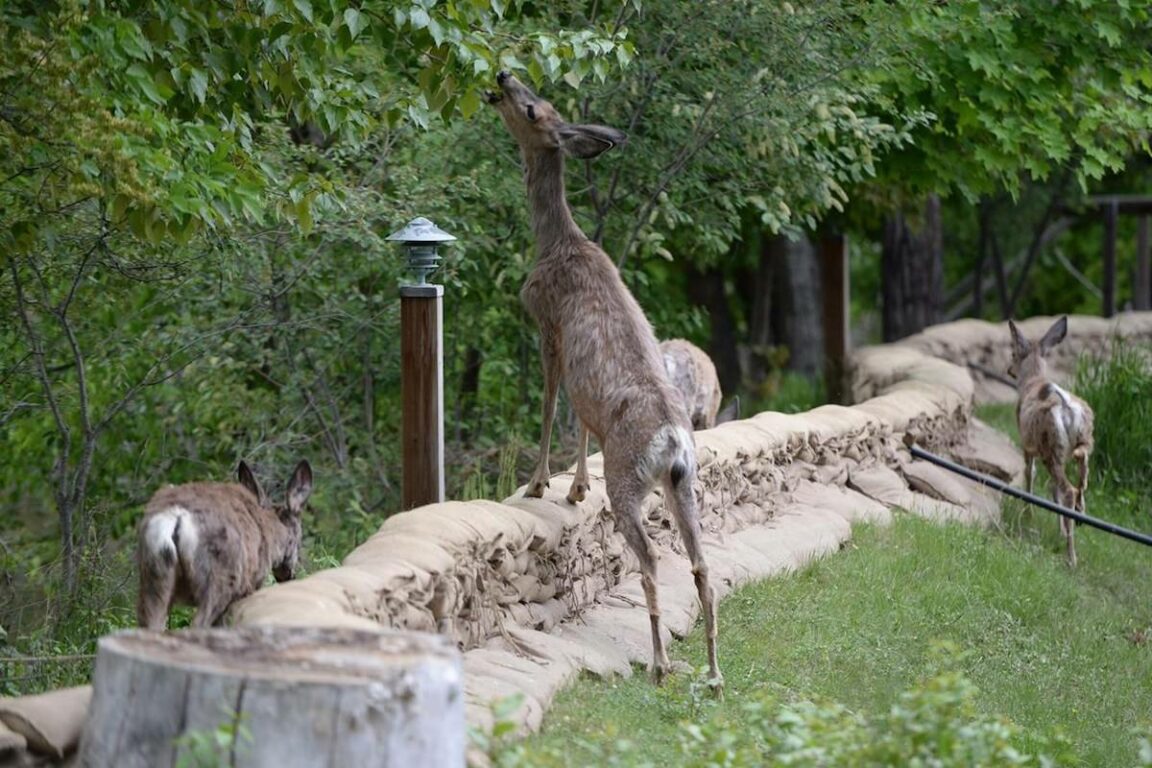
858,0,1152,338
0,0,628,591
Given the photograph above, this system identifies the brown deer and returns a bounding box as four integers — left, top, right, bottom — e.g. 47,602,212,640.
1008,317,1094,567
486,72,721,691
137,460,313,629
660,338,733,430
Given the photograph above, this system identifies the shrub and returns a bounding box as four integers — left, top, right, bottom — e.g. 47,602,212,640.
1074,340,1152,493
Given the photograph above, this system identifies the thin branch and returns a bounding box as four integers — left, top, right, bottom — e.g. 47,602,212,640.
6,255,70,452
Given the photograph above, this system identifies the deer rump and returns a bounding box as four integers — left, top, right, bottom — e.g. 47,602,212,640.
139,484,273,611
136,460,311,629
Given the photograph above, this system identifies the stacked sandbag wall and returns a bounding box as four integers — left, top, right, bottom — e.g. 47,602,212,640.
223,313,1150,740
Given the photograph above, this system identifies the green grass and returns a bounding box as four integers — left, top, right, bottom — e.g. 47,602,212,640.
507,418,1152,768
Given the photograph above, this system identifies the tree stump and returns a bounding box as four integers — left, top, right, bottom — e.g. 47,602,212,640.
78,626,463,768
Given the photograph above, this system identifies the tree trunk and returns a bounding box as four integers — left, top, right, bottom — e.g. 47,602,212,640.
768,234,824,378
743,231,775,386
881,195,943,341
456,345,483,444
685,265,741,396
79,626,464,768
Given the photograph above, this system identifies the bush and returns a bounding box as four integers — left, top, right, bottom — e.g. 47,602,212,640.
1075,341,1152,493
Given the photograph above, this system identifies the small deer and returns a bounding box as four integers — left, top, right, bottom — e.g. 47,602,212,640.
486,72,721,691
137,460,313,630
660,338,739,430
1008,317,1094,567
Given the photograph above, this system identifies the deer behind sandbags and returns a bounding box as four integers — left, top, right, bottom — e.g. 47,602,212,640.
660,339,741,429
1009,317,1094,567
137,460,313,629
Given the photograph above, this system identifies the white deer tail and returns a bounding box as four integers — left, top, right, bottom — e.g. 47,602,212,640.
141,507,198,573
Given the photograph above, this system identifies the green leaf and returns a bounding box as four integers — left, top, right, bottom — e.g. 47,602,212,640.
188,68,208,105
126,63,167,105
459,88,482,118
292,0,313,22
343,8,364,40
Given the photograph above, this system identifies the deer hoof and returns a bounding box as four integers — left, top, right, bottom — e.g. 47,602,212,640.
566,483,588,504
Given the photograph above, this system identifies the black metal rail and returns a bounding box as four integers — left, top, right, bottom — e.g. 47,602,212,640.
908,443,1152,549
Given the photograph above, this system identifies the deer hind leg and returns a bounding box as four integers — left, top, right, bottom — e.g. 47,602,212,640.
191,587,233,629
137,556,176,631
609,479,671,684
1045,458,1077,568
566,424,590,504
1022,453,1036,530
526,327,562,498
1072,446,1090,514
663,472,723,696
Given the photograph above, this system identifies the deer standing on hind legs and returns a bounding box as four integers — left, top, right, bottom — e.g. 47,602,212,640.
1008,317,1094,567
485,72,722,692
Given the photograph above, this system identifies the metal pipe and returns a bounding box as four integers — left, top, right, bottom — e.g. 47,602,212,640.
907,443,1152,549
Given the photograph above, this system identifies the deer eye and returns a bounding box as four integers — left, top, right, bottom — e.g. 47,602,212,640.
526,104,537,122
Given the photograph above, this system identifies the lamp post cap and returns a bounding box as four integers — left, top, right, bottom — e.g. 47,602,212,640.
386,217,457,244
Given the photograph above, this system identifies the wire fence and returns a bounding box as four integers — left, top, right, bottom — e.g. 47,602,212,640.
0,652,96,696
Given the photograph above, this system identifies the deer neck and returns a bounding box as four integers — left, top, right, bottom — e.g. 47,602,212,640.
1016,358,1048,390
523,148,583,251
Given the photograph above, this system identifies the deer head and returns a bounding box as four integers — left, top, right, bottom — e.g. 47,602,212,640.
1008,316,1068,385
238,459,313,582
484,71,626,158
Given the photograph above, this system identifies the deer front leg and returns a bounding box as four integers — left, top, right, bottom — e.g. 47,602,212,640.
526,327,562,498
566,424,590,503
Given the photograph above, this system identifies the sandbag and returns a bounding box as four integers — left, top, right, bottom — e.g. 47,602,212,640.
0,685,91,759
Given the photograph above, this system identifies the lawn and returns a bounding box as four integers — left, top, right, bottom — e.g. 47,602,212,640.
497,403,1152,767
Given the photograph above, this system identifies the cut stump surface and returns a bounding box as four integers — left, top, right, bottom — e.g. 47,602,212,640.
78,626,462,768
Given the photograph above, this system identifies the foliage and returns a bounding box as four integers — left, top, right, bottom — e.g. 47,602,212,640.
0,0,631,240
1074,340,1152,496
861,0,1152,203
174,708,252,768
0,0,628,605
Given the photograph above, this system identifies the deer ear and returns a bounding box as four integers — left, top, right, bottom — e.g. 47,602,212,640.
237,461,268,506
558,123,627,159
1039,316,1068,352
1008,319,1030,360
286,460,313,515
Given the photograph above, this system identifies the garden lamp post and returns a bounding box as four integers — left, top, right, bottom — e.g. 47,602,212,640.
387,217,456,510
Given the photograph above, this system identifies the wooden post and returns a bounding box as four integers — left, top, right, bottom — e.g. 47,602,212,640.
79,626,464,768
820,234,850,404
1136,216,1151,311
1103,201,1118,317
401,284,445,510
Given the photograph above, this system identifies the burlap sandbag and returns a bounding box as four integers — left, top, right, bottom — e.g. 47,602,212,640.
0,719,27,752
0,685,90,759
790,479,891,525
380,501,539,557
465,647,576,717
229,584,383,631
902,460,976,507
486,626,632,679
464,672,546,736
951,418,1024,482
343,532,456,576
